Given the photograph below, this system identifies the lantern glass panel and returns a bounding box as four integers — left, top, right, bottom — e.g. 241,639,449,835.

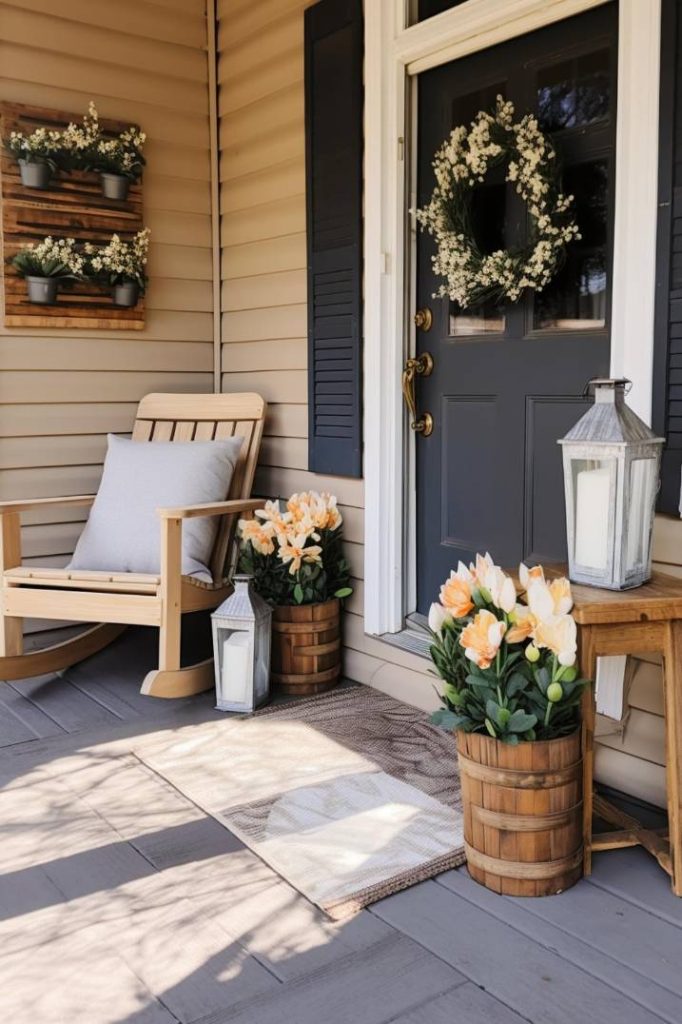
570,456,616,570
216,626,253,708
624,457,657,572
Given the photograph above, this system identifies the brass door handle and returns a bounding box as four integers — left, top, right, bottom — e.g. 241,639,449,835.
402,352,433,437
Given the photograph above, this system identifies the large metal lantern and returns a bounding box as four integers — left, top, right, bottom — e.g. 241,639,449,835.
211,575,271,712
558,379,664,590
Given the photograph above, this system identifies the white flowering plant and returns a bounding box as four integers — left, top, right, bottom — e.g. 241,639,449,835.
84,229,151,290
81,104,146,179
414,96,580,309
428,554,589,744
11,236,85,280
237,492,353,606
4,126,64,169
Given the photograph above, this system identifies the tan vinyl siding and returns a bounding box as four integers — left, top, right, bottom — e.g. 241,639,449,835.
0,0,215,578
217,0,439,712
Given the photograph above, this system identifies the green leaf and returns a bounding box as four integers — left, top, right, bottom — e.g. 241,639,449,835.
484,717,497,738
507,710,538,733
293,583,304,604
430,709,460,731
334,587,353,598
506,672,529,697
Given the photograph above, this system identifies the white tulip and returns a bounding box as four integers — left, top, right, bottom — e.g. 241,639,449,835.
428,602,451,634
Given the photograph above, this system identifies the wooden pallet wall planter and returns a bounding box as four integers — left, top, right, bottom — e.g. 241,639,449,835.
270,598,341,695
457,729,583,897
0,102,145,330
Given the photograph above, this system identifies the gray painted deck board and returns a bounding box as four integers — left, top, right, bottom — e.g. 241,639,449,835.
3,632,682,1024
197,934,467,1024
391,982,529,1023
371,879,670,1024
438,869,682,1024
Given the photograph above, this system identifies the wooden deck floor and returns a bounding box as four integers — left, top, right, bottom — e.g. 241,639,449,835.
2,626,681,1024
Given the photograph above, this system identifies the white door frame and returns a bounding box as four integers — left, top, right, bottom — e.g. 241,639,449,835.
363,0,662,636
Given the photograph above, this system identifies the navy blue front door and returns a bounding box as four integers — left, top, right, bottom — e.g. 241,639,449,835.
415,3,617,614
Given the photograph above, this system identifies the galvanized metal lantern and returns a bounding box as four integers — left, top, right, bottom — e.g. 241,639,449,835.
211,574,271,712
558,379,664,590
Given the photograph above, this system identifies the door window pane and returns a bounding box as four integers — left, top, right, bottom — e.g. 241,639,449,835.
447,85,507,336
413,0,468,24
537,49,610,133
533,160,609,331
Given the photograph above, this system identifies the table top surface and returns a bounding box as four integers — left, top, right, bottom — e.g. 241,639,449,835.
545,567,682,625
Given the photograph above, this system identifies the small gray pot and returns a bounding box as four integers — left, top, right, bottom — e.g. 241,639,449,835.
101,173,130,200
113,280,140,307
26,276,58,304
18,160,51,189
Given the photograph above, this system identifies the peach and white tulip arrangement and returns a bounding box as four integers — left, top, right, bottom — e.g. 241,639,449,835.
237,492,352,607
429,554,589,743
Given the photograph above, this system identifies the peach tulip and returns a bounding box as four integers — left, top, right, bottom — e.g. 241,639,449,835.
460,609,507,670
439,573,474,618
533,613,577,667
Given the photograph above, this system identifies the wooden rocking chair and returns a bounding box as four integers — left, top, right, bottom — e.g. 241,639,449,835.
0,392,266,698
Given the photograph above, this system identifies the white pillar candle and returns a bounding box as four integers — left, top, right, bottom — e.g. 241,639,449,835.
575,467,611,569
220,631,251,705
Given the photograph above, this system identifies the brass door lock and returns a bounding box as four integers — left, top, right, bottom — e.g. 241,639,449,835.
414,307,433,331
402,352,434,437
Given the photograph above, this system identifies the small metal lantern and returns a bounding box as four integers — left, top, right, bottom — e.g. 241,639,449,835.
558,379,664,590
211,574,271,712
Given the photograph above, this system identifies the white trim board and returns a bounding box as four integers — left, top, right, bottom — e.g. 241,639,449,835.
363,0,662,636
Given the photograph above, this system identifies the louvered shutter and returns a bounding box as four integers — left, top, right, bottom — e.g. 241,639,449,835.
304,0,363,478
655,0,682,513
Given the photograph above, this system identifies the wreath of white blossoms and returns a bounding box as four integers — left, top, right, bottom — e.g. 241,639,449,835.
414,97,580,308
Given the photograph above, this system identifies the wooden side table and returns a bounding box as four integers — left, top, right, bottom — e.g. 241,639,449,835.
569,571,682,895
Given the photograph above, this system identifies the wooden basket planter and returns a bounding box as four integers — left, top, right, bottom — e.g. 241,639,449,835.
457,729,583,896
271,598,341,696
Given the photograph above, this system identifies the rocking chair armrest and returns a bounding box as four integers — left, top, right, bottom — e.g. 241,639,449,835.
0,494,96,515
157,498,262,521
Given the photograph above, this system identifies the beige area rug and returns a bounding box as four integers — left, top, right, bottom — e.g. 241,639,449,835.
137,686,464,918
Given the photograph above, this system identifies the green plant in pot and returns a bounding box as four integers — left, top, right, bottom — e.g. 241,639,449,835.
428,555,591,896
85,228,150,307
4,126,63,189
237,492,352,695
11,236,85,304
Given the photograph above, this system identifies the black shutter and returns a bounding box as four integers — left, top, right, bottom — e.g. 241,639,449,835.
654,0,682,513
304,0,363,478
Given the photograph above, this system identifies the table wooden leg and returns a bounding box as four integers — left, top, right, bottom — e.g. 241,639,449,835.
664,620,682,896
579,624,598,877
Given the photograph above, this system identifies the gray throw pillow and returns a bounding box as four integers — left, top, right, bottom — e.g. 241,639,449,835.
69,434,244,580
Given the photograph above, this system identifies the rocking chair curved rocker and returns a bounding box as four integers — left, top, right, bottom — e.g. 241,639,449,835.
0,392,266,698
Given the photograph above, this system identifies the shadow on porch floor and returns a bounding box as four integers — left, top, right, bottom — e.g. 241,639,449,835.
1,626,681,1024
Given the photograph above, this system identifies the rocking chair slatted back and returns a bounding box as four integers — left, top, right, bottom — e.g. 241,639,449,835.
131,393,266,584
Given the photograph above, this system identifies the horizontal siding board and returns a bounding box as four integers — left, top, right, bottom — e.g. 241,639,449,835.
0,338,213,371
218,51,303,115
221,338,306,372
222,304,307,342
0,43,207,114
2,0,208,48
221,369,306,404
0,7,207,81
0,403,139,437
221,159,305,215
222,233,306,279
222,269,306,311
0,371,213,404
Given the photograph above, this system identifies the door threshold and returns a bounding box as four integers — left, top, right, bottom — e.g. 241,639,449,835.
378,621,431,660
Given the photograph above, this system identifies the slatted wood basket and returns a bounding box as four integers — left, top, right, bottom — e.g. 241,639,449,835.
271,599,341,695
457,729,583,896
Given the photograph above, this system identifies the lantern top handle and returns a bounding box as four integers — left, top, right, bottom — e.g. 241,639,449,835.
582,377,632,400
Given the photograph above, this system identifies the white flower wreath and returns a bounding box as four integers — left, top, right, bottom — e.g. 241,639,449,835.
414,96,580,309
